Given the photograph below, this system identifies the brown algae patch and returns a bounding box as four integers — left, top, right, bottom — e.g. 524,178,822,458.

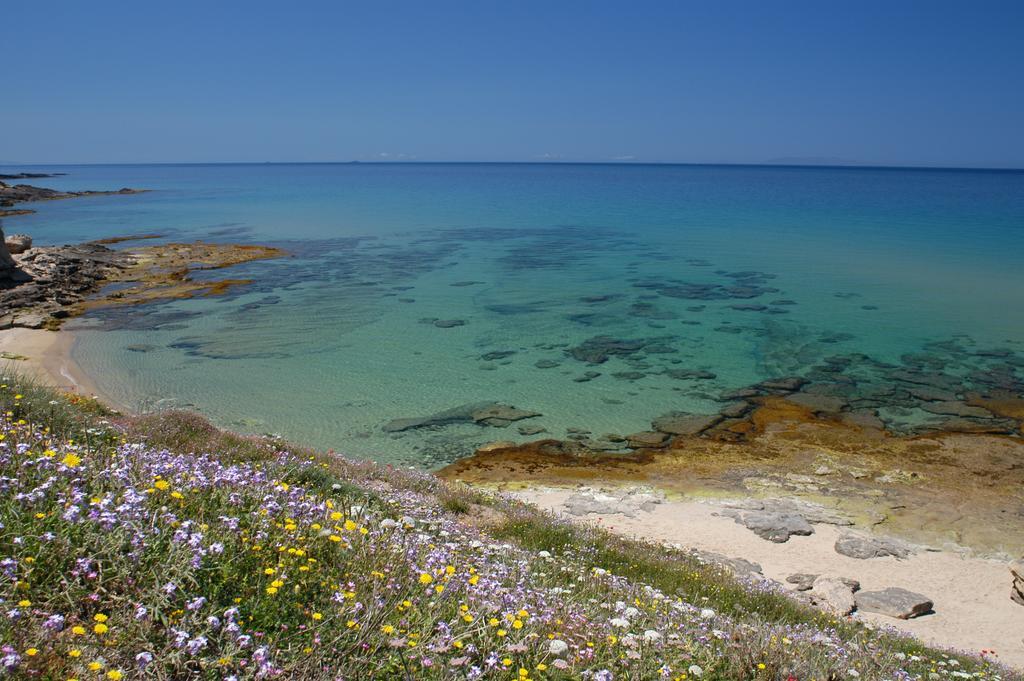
82,241,287,312
440,401,1024,555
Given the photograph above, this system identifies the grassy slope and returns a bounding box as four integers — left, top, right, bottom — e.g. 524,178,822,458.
0,371,1017,680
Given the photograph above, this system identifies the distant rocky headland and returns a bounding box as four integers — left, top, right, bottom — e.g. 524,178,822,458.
0,177,147,217
0,178,286,329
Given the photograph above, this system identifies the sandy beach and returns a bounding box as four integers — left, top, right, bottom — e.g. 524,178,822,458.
0,327,108,402
515,486,1024,670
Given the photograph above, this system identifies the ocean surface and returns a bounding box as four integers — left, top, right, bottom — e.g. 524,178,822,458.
4,163,1024,466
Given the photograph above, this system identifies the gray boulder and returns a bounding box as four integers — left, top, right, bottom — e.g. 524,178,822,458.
834,533,913,560
734,511,813,543
854,587,933,619
786,573,818,591
4,233,31,254
625,431,669,448
809,576,856,615
1011,560,1024,606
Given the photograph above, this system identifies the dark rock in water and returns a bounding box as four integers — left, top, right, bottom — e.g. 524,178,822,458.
722,387,761,400
580,294,619,303
573,371,602,383
932,417,1019,434
786,392,847,414
433,319,466,328
481,350,516,361
861,305,879,310
729,303,768,311
919,401,992,418
642,343,676,354
566,335,648,364
470,404,542,427
125,344,157,353
834,533,913,559
854,588,933,619
665,369,717,380
382,402,539,432
517,425,547,436
625,431,669,448
534,359,560,369
651,412,723,436
841,410,886,430
450,280,483,287
758,376,809,392
612,371,646,380
719,401,753,418
686,305,706,312
771,299,797,306
908,386,958,402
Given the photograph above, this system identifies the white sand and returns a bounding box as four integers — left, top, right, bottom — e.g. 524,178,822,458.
0,327,104,399
516,487,1024,670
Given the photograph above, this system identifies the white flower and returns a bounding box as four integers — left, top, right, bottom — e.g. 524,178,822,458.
548,639,569,656
848,671,860,678
688,665,704,678
593,567,607,576
609,617,630,628
538,550,551,559
380,518,398,529
623,607,640,619
699,608,715,619
642,630,662,643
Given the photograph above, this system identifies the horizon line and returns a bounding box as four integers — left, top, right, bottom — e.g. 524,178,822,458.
2,160,1023,173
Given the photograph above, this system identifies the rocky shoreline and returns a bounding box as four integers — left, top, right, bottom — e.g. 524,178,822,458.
0,178,147,217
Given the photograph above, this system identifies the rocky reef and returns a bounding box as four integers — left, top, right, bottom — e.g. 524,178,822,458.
0,227,287,329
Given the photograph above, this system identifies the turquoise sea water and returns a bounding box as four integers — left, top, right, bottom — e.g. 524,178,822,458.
4,163,1024,466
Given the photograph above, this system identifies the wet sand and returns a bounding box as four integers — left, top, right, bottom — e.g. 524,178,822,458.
0,327,124,409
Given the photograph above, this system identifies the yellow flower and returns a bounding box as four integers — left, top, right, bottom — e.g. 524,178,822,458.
330,511,343,521
343,519,357,531
93,614,108,623
311,612,323,620
434,585,444,594
502,658,512,667
61,453,81,468
266,587,278,595
107,671,123,680
445,565,456,575
17,600,31,607
71,626,86,635
468,575,480,586
381,624,395,635
462,614,474,622
264,568,276,575
170,491,184,499
154,479,170,490
757,663,766,670
25,648,38,656
69,649,82,658
496,629,507,637
419,573,433,585
329,535,342,543
512,619,523,629
93,623,109,634
88,662,103,671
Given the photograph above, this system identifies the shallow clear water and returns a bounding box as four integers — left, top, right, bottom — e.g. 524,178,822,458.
4,163,1024,466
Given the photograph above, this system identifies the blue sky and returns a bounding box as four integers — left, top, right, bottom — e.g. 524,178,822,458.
4,0,1023,167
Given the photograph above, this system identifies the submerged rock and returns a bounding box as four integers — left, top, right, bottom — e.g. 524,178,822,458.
433,319,466,328
382,402,540,432
651,412,723,436
625,431,669,448
854,588,933,619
